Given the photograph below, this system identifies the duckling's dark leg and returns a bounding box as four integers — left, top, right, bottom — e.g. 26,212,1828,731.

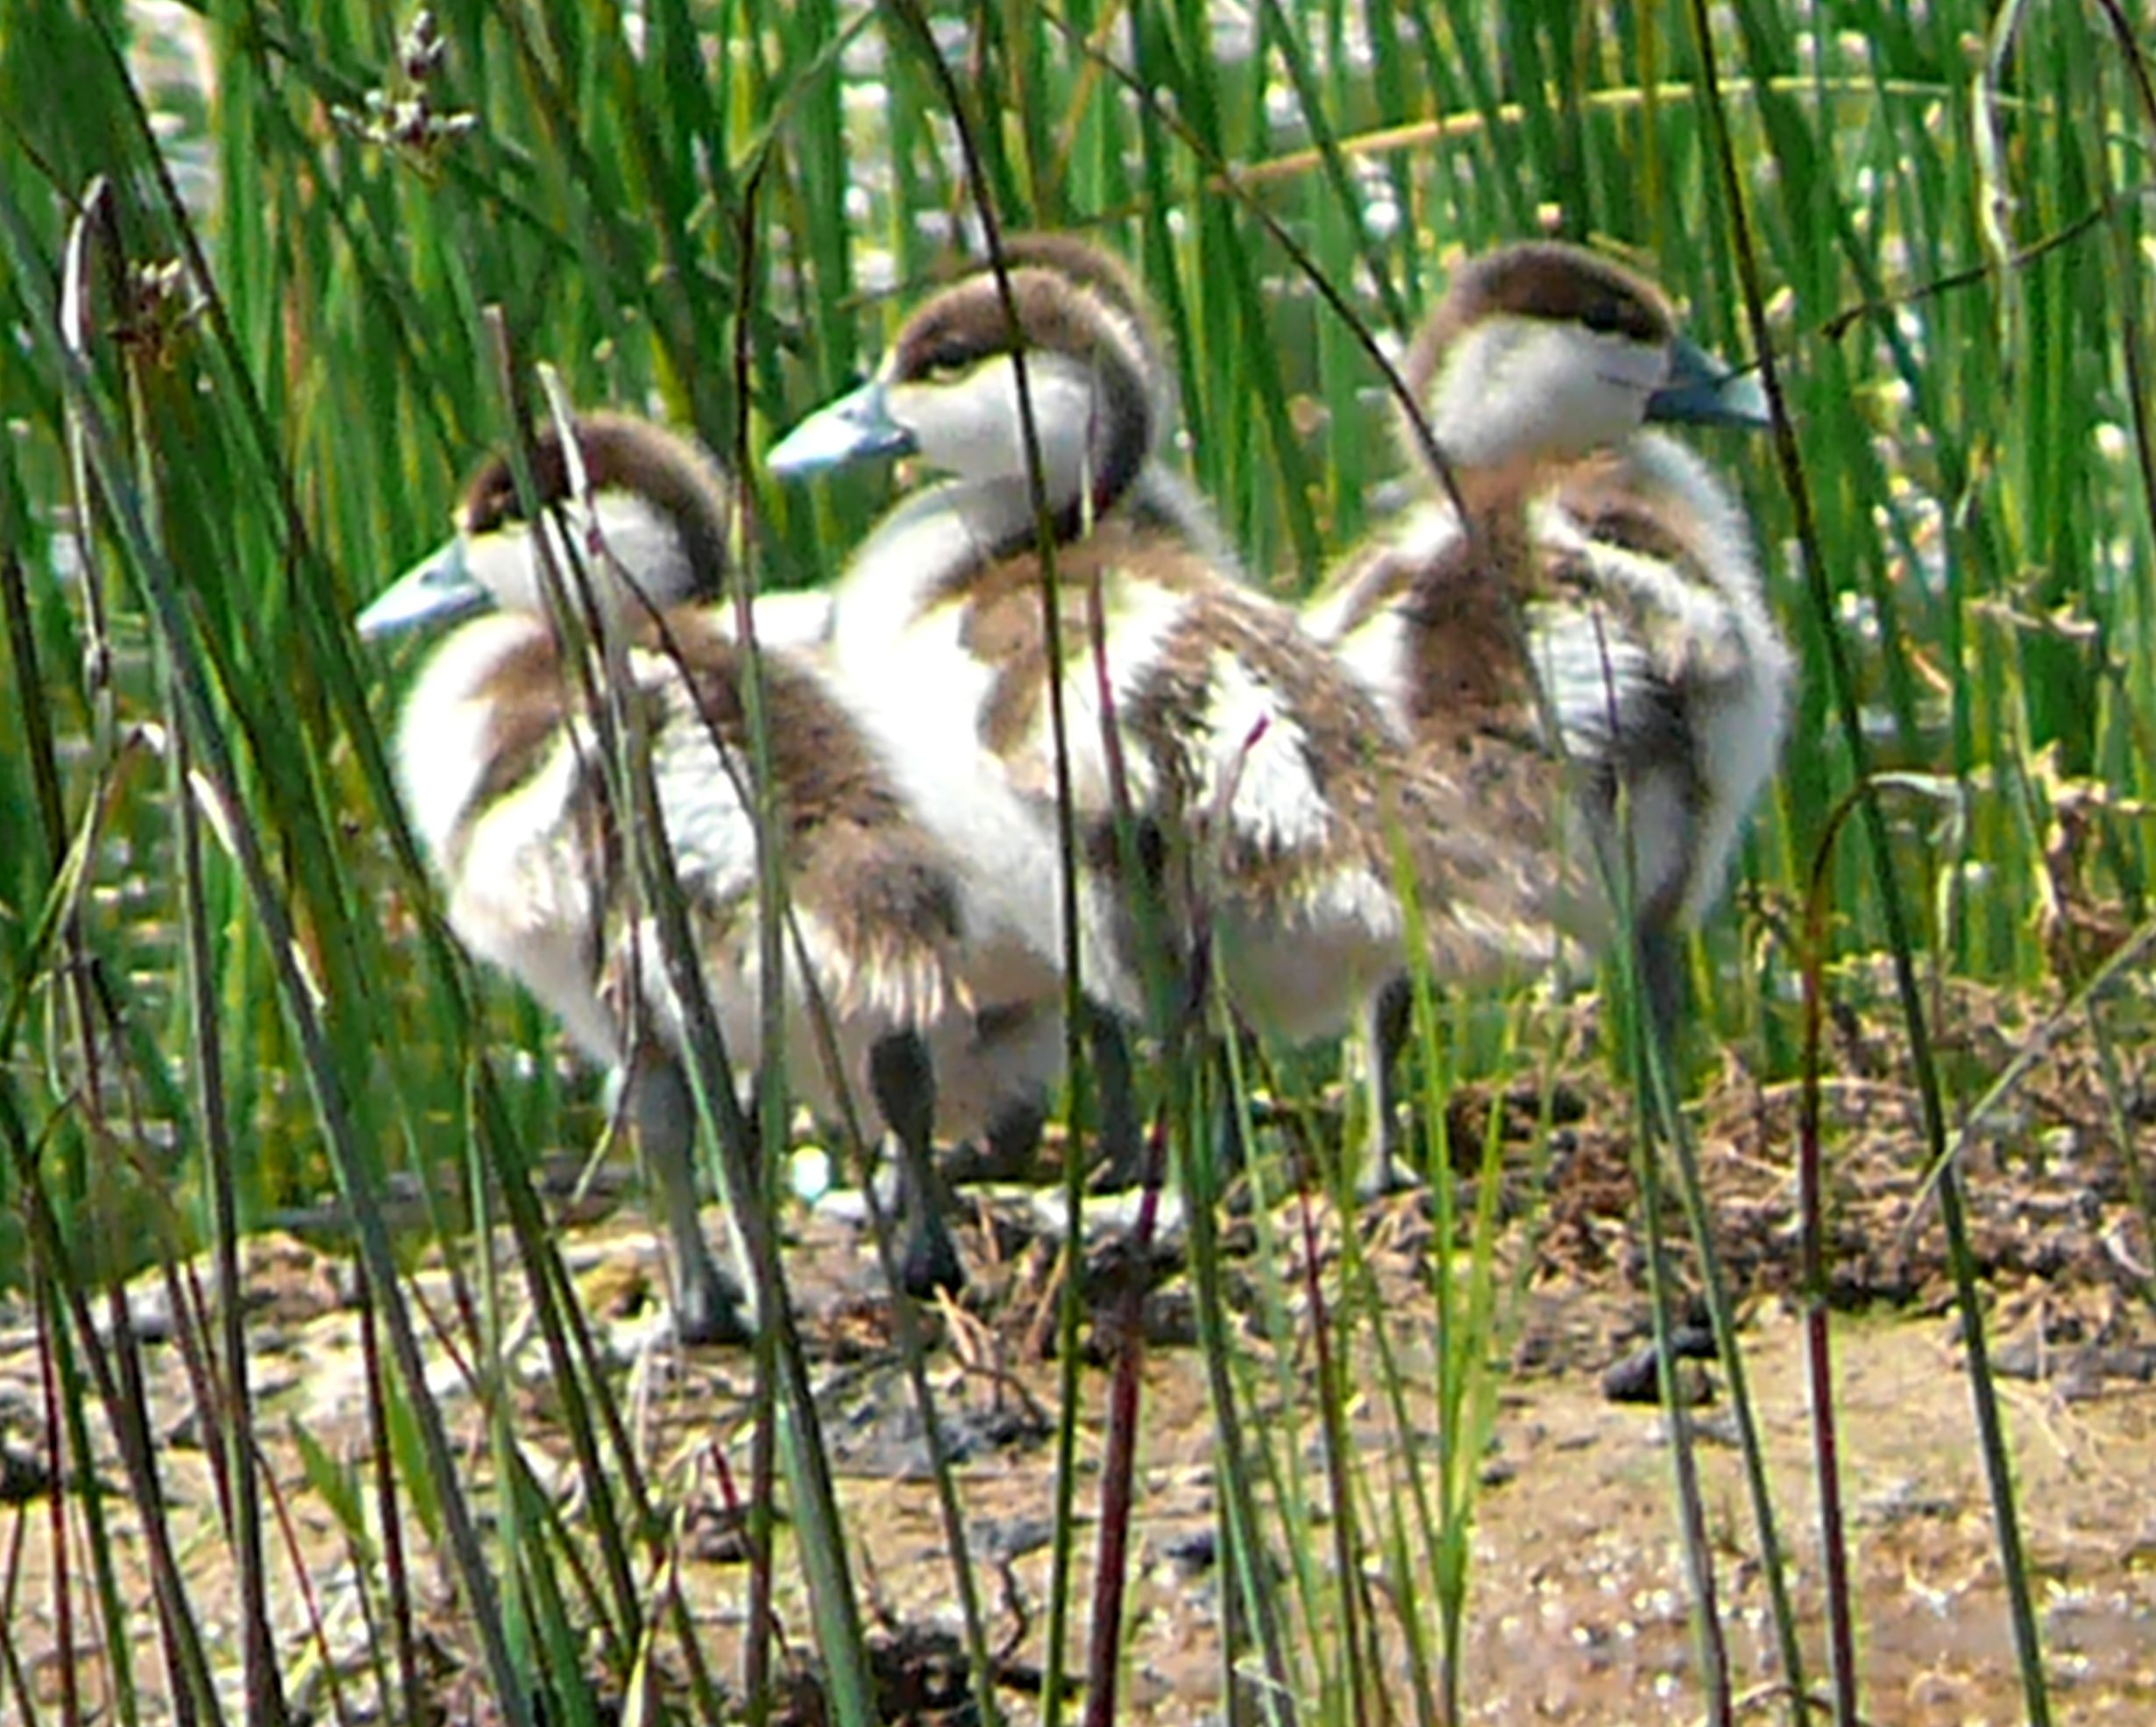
1356,976,1418,1201
943,998,1050,1184
1086,1005,1147,1191
1636,924,1688,1062
627,1047,752,1346
869,1030,963,1300
977,1094,1048,1182
1212,1041,1249,1186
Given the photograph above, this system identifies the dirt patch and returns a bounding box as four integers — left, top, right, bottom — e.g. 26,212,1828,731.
5,987,2155,1723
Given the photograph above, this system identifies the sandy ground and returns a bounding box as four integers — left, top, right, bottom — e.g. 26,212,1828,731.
5,997,2155,1723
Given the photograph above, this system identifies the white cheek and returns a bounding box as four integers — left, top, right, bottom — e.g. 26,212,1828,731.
904,356,1099,504
590,492,694,609
1429,322,1657,467
464,495,692,618
1422,325,1511,465
1508,327,1662,455
458,513,599,616
1580,330,1667,438
462,523,545,612
1599,329,1671,393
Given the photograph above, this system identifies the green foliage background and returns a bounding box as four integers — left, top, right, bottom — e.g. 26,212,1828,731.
7,0,2152,1248
1,2,2151,1723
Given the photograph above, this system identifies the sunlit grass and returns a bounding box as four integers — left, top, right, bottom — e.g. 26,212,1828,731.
4,2,2153,1724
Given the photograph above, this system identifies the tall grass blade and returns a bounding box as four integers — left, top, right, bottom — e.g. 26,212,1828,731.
1687,3,2053,1722
0,170,535,1727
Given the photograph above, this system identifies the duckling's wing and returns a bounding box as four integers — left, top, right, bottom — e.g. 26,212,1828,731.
1392,716,1582,974
1303,503,1472,701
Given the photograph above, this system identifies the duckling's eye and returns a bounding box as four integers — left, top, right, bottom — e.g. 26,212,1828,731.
468,481,520,533
1579,301,1628,336
918,345,977,382
483,478,536,526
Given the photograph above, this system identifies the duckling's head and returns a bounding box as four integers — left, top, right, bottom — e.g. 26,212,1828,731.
357,413,733,640
768,241,1158,519
1401,243,1767,478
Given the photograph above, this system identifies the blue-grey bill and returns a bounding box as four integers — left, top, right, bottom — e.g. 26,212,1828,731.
1646,336,1772,428
765,381,916,478
355,538,491,640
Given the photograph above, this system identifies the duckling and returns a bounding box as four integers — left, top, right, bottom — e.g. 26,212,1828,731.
768,241,1567,1174
1305,241,1791,1191
357,412,1060,1341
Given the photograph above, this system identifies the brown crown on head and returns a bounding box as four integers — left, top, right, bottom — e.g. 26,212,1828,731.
1401,243,1677,403
893,250,1160,511
456,413,735,598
